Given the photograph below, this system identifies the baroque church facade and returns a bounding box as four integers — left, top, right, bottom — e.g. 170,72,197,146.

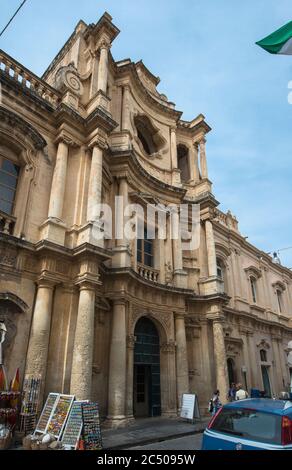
0,12,292,426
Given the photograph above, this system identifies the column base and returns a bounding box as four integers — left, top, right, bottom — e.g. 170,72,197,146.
87,90,111,115
173,270,188,288
39,218,67,245
75,221,105,248
111,245,132,268
171,169,182,187
104,416,129,429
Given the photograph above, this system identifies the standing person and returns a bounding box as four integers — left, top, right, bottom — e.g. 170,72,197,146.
235,383,248,400
210,390,222,415
227,383,237,402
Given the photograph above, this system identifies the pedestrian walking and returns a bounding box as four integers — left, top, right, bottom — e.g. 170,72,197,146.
209,389,222,415
227,383,237,402
235,383,248,400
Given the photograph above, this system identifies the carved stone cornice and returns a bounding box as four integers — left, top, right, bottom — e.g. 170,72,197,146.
0,106,47,150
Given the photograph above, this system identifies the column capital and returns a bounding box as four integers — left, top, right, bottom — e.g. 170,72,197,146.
36,275,57,289
99,39,111,51
74,275,101,290
206,313,225,323
170,126,177,134
88,134,108,150
199,136,207,145
193,141,199,150
127,334,136,350
55,131,80,148
174,312,186,321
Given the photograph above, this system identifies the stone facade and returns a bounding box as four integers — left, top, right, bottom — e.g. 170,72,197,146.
0,13,292,426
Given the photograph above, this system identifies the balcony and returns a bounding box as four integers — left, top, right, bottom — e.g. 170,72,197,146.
0,50,61,108
137,263,159,283
0,211,16,235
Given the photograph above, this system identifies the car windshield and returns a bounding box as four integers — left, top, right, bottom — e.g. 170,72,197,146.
211,408,282,445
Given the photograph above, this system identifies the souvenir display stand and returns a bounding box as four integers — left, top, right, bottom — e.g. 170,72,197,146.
19,376,41,435
0,391,21,449
23,393,103,451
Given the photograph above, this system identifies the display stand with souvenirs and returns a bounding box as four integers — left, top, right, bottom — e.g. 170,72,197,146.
0,366,21,450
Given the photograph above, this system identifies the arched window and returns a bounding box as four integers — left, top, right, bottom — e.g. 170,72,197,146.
177,144,190,183
134,115,158,156
216,258,225,292
0,155,20,215
260,349,267,362
250,276,257,303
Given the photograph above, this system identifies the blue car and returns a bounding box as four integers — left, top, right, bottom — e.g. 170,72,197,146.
202,398,292,450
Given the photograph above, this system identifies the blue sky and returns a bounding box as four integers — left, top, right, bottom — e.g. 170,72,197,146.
1,0,292,267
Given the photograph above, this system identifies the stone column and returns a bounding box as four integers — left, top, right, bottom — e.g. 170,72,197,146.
126,335,135,421
170,127,178,170
107,300,127,427
48,140,69,220
25,278,55,404
87,145,103,222
205,220,217,277
199,137,208,179
112,177,131,268
171,210,187,288
122,85,131,131
70,282,96,400
189,142,200,182
97,41,109,94
209,314,229,403
175,314,189,409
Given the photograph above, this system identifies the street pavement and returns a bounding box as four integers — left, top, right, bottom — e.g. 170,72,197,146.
128,433,203,450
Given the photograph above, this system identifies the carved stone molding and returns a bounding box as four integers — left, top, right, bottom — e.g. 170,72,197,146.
55,64,84,97
256,339,270,350
127,334,136,350
0,106,47,150
130,306,172,336
160,340,176,354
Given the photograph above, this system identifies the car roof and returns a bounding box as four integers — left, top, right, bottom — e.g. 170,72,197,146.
223,399,292,416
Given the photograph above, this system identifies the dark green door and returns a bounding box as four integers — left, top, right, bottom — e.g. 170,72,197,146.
134,317,161,417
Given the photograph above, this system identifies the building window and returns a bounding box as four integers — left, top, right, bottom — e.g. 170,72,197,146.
260,349,267,362
134,116,157,156
250,276,257,303
177,144,190,182
276,289,283,313
0,156,20,215
137,227,154,267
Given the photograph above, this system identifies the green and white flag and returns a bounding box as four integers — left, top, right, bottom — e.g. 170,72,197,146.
256,21,292,54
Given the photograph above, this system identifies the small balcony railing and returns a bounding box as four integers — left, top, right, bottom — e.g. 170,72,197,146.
137,263,159,283
0,211,16,235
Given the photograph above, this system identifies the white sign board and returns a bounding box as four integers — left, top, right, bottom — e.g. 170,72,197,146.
180,394,200,421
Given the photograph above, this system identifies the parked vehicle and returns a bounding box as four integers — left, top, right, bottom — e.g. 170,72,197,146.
202,398,292,450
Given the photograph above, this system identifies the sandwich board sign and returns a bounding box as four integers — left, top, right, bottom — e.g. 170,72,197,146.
180,394,200,422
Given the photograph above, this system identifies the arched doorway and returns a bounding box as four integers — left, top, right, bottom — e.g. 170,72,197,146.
133,317,161,417
227,358,236,386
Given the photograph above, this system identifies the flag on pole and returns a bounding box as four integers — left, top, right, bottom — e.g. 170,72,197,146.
256,21,292,54
0,364,8,391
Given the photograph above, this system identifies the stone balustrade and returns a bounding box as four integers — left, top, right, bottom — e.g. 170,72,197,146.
0,50,61,108
214,208,239,232
0,211,16,235
137,263,159,282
